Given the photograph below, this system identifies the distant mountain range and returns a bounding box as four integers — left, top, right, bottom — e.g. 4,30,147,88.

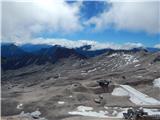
1,43,160,70
1,43,86,70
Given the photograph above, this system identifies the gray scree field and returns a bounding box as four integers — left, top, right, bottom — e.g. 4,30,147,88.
1,51,160,120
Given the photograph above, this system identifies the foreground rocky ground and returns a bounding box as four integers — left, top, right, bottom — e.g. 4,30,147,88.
1,51,160,120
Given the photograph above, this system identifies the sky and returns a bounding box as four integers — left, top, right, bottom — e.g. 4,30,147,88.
1,0,160,49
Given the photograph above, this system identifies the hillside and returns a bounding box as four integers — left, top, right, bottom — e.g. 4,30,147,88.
1,48,160,120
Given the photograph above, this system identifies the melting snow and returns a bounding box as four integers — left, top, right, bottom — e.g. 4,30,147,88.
153,78,160,88
112,85,160,105
112,87,129,96
143,108,160,115
69,106,160,118
117,85,160,105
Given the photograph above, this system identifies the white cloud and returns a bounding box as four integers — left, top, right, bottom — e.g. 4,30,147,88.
154,44,160,48
2,0,82,41
121,42,144,49
13,37,144,50
86,1,160,34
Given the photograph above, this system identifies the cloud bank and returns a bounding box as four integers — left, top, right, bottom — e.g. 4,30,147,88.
154,44,160,49
86,1,160,34
14,37,144,50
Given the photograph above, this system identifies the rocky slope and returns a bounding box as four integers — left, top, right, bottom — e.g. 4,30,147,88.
1,49,160,120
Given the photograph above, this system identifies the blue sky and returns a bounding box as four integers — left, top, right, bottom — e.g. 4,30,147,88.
37,26,159,47
2,0,160,49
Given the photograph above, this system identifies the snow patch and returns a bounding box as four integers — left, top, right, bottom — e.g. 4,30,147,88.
69,106,160,119
123,54,139,64
112,85,160,105
77,106,93,111
69,106,110,118
105,106,160,117
69,95,73,98
120,85,160,105
133,59,139,63
143,108,160,115
135,64,140,67
58,101,65,105
112,87,129,96
16,103,23,109
81,73,88,76
136,75,143,78
87,68,97,73
112,110,118,116
153,78,160,88
109,53,118,57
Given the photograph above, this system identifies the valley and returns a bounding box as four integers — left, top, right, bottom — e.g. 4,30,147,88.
1,44,160,120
